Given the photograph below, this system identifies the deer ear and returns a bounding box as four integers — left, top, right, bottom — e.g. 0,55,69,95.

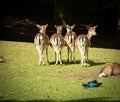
71,24,75,29
86,25,90,29
36,24,40,28
61,25,63,28
45,24,48,28
54,25,57,28
66,25,69,28
94,25,98,28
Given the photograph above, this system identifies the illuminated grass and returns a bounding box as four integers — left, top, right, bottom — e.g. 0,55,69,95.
0,40,120,102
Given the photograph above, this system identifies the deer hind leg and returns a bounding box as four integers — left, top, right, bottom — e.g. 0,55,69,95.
71,47,76,63
69,48,72,62
80,48,83,66
67,46,70,62
46,46,49,64
40,52,45,65
36,47,44,65
80,47,87,67
55,52,59,65
82,49,90,67
59,50,62,64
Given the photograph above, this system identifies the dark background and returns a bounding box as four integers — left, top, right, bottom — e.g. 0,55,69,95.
0,0,119,49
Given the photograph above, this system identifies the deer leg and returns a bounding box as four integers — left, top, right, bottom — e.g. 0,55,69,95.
59,50,62,65
71,46,75,63
46,46,49,63
38,52,41,65
80,48,85,67
67,46,69,62
36,47,42,65
70,48,72,62
41,53,45,65
55,52,59,65
86,49,88,62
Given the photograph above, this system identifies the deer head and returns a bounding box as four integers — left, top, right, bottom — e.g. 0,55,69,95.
87,25,98,39
36,24,48,33
66,24,75,32
55,25,63,33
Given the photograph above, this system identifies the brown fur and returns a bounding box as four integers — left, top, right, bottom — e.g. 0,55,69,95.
34,24,50,65
0,55,5,62
75,25,97,66
99,63,120,77
50,25,66,65
64,25,77,63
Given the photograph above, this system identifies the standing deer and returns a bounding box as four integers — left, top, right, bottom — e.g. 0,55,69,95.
50,25,66,65
75,25,98,66
34,24,50,65
64,24,77,63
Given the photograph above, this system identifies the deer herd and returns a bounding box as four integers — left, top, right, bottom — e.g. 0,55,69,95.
0,23,120,78
34,24,98,66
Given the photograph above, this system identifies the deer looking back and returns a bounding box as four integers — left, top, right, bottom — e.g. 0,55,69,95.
75,25,98,66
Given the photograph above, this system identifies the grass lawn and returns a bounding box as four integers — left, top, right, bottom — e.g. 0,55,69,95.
0,40,120,102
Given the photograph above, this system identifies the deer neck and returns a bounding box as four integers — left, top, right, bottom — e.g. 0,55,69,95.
87,32,93,40
67,29,72,33
40,29,46,34
57,29,62,34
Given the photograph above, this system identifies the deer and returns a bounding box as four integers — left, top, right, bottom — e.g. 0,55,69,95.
50,25,66,65
34,24,50,65
64,24,77,63
75,25,98,66
98,63,120,77
0,55,5,62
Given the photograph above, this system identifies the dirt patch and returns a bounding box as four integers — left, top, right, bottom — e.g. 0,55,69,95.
63,71,99,79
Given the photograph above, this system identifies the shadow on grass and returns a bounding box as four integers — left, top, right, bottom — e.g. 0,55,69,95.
88,60,105,66
64,97,120,102
0,97,120,102
49,60,105,66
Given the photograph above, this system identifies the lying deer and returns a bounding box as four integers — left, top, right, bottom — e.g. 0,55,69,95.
75,25,97,66
34,24,50,65
0,55,5,62
99,63,120,77
64,24,77,63
50,25,66,65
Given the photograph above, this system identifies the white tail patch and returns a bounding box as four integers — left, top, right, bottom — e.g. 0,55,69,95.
80,38,86,46
99,72,105,77
54,37,61,46
68,35,74,43
34,24,49,65
37,36,44,45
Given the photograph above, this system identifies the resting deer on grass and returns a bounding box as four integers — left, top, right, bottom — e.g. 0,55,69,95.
64,24,77,63
50,25,66,65
99,63,120,77
0,55,5,62
75,25,98,66
34,24,50,65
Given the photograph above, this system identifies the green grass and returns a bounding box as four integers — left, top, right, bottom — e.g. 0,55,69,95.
0,40,120,102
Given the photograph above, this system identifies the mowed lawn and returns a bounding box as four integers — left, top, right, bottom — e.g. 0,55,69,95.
0,40,120,102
